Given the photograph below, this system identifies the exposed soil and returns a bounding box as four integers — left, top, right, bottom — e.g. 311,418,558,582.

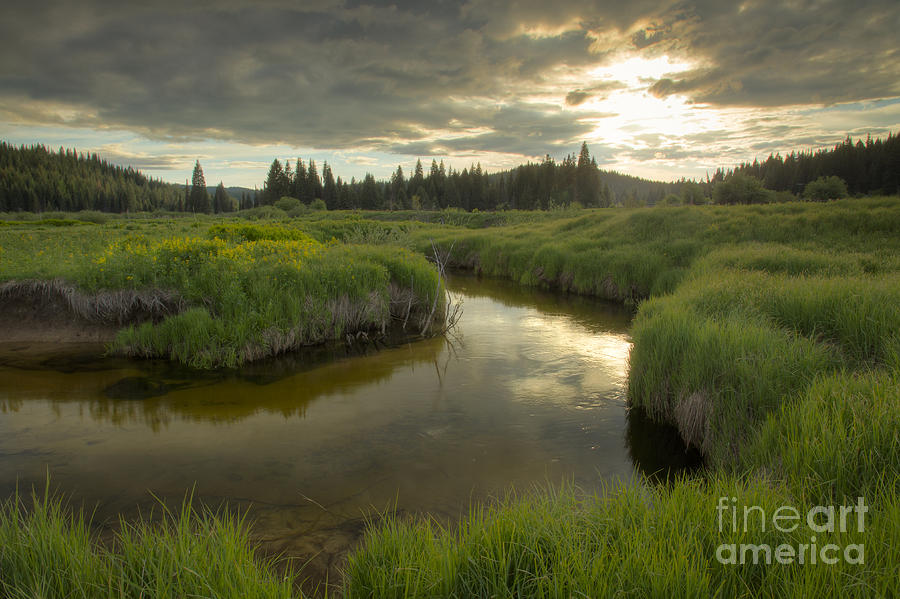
0,292,119,344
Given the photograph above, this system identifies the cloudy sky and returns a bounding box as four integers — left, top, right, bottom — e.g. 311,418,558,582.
1,0,898,187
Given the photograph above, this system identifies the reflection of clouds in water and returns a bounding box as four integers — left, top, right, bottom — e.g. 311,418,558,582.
518,314,631,380
455,296,631,407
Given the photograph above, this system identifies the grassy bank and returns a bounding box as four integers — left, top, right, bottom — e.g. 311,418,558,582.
0,221,445,368
344,198,900,597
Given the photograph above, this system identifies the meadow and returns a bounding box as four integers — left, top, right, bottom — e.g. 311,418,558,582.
0,219,445,368
1,198,899,597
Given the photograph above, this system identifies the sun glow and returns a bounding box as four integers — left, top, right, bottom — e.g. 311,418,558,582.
589,55,695,86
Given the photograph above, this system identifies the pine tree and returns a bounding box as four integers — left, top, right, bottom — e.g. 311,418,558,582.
307,159,322,202
190,160,211,213
360,173,379,209
575,142,599,206
214,182,233,213
390,165,406,210
262,159,288,205
322,162,337,210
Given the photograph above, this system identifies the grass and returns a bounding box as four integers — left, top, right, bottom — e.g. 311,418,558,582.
0,221,445,368
345,477,899,598
0,486,297,599
342,198,900,597
2,199,899,597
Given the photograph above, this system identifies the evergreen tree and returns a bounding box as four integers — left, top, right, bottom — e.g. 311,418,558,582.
262,159,290,205
307,159,322,202
390,165,407,210
322,162,337,210
213,182,233,213
575,142,600,206
360,173,379,209
293,158,307,201
190,161,211,213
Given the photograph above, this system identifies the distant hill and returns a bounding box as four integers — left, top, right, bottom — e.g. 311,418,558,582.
204,186,258,201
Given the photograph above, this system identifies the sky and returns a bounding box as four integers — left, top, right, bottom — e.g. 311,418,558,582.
1,0,899,188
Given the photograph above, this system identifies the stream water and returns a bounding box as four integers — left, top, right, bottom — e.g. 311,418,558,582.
0,274,698,588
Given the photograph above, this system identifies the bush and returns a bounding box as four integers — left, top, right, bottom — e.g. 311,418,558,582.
804,176,848,201
286,204,309,218
236,206,287,221
774,190,798,203
310,198,327,211
713,174,775,205
660,194,682,207
75,210,110,224
274,196,302,212
680,181,706,205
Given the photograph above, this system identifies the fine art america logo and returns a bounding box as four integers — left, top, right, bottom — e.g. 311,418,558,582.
715,496,867,565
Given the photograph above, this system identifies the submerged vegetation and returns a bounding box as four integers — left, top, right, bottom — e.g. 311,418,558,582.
1,197,899,596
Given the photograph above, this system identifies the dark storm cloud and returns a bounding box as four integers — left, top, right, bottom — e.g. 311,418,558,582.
645,0,900,106
1,0,898,159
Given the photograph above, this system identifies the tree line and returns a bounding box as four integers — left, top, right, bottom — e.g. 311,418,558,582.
0,142,186,213
2,132,897,214
259,143,636,211
712,132,900,198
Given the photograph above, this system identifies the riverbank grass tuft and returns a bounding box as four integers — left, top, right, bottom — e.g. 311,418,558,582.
0,487,296,599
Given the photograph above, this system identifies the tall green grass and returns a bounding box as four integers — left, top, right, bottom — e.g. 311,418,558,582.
0,487,297,599
403,198,900,302
0,221,445,368
345,477,899,598
344,198,900,597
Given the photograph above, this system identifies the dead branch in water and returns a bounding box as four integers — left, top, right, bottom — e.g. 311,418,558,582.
422,239,462,337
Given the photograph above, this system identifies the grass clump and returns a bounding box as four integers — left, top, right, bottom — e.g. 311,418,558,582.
0,487,296,599
98,235,442,368
345,478,899,598
744,370,900,503
207,222,318,243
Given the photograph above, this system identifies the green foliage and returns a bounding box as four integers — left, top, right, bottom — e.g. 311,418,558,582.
1,220,443,368
744,371,900,502
309,198,327,211
726,133,900,196
208,223,316,243
660,193,682,206
0,142,185,212
213,182,235,213
0,487,296,599
345,478,899,598
714,173,776,204
804,175,849,201
680,180,707,204
237,205,288,220
274,196,302,212
188,161,211,214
